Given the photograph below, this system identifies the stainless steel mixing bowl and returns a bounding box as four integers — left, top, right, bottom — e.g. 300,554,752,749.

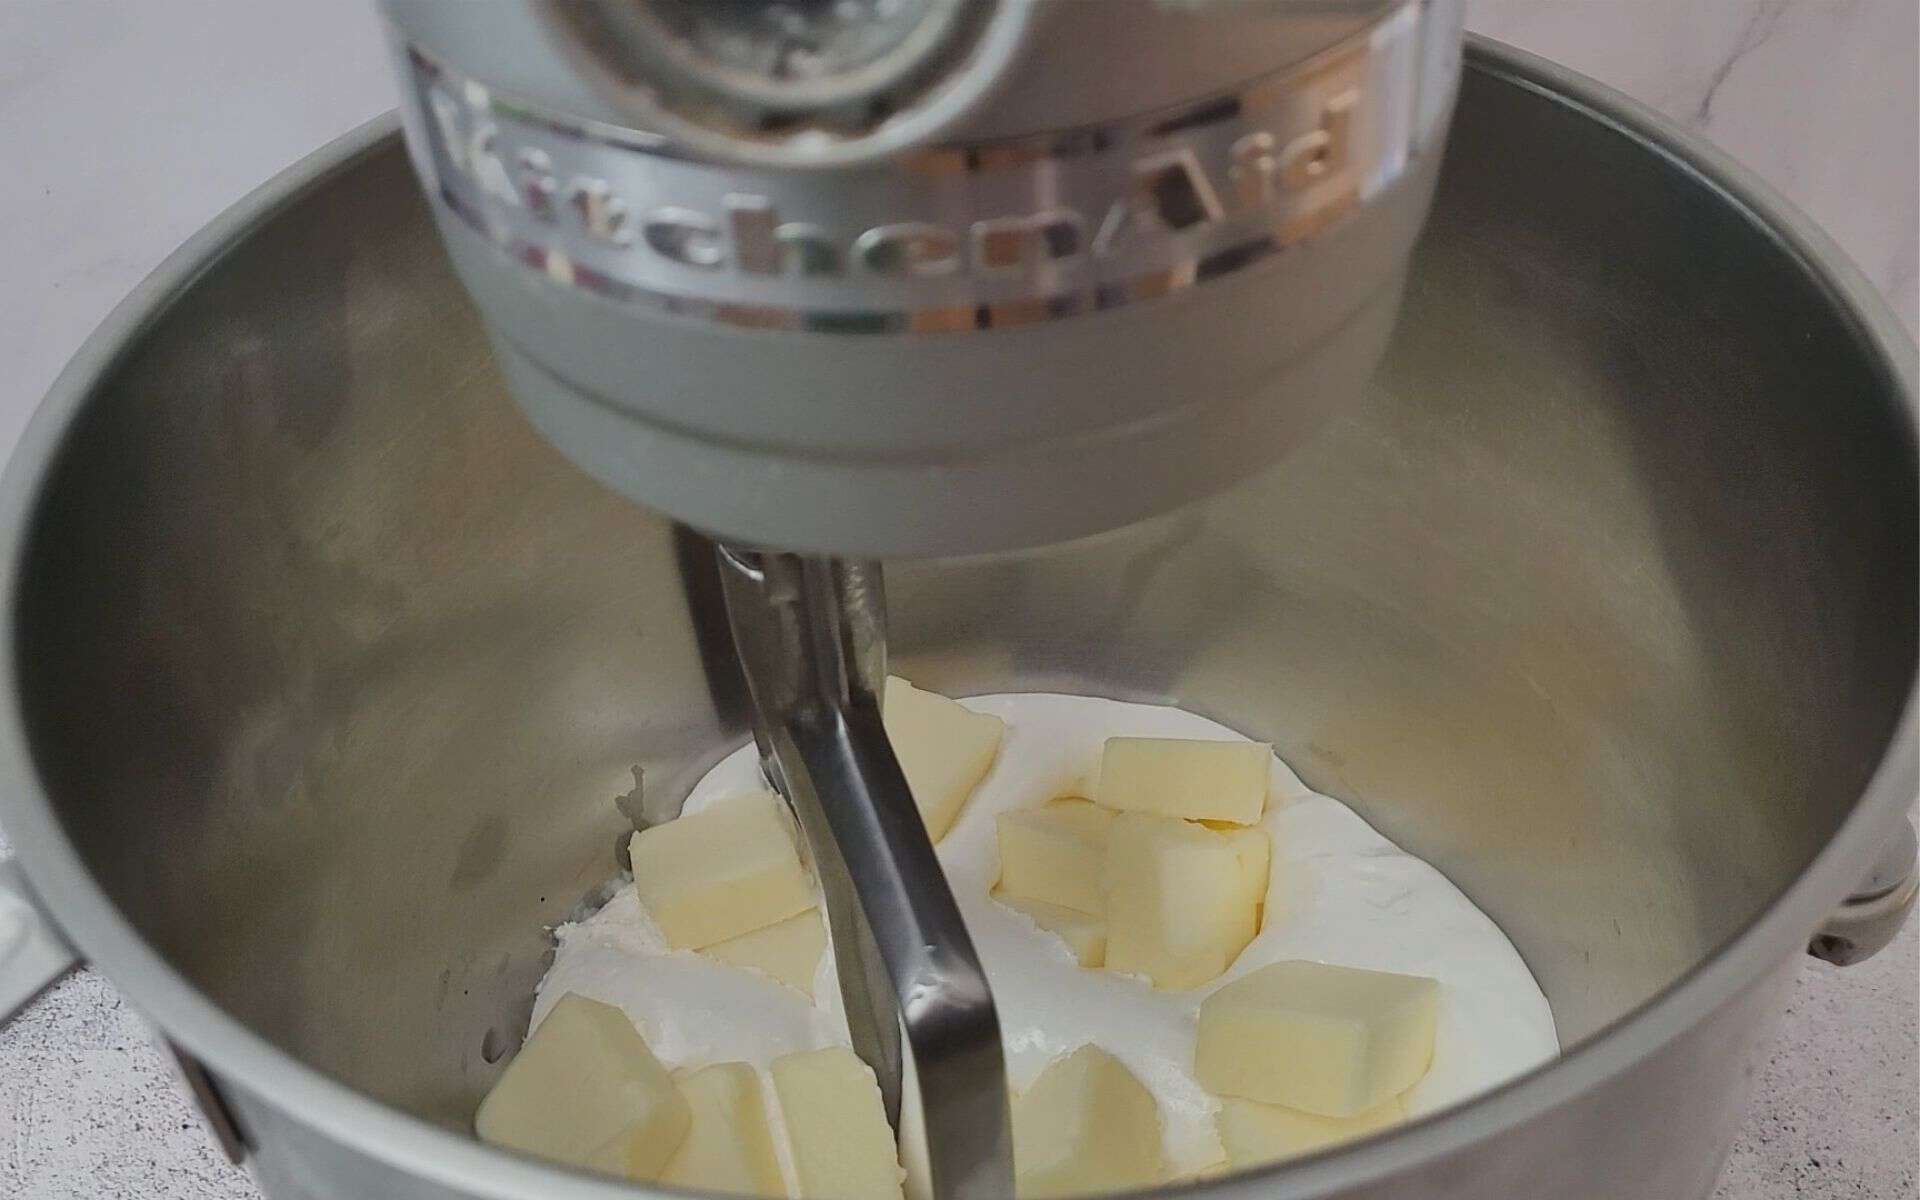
0,39,1913,1200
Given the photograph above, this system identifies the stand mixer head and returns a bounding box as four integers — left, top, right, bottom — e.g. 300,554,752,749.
373,3,1463,1194
380,0,1460,558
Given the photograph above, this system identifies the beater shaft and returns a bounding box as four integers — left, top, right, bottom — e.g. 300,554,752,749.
717,548,1013,1199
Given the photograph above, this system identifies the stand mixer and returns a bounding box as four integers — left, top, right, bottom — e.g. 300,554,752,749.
375,3,1464,1193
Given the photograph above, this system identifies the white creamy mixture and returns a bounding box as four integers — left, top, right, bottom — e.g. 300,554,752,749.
533,692,1560,1177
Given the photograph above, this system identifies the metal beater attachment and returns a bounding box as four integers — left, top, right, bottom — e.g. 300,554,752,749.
716,548,1012,1200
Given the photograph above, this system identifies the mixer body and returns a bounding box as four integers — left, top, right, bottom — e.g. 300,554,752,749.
378,0,1463,556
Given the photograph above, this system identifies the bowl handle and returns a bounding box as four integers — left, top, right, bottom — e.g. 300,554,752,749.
1808,816,1917,966
0,857,79,1024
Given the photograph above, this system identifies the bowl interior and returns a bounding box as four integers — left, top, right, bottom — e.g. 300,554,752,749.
11,61,1915,1136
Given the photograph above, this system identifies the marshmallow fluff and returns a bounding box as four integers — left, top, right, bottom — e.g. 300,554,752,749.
532,692,1560,1178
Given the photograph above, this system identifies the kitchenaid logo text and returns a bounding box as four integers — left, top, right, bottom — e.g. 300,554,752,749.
421,78,1362,284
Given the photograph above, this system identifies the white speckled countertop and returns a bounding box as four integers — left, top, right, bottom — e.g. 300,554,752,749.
0,2,1914,1197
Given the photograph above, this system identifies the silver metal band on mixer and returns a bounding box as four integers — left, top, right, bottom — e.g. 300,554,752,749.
394,5,1458,333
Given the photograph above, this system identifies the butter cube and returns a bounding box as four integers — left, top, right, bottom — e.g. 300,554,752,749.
475,993,691,1178
883,676,1004,842
1216,1096,1404,1167
1012,1045,1164,1198
1196,960,1439,1117
629,793,814,949
703,908,827,997
996,799,1115,916
993,891,1108,967
1103,814,1262,990
1096,738,1270,825
771,1047,904,1200
659,1063,787,1196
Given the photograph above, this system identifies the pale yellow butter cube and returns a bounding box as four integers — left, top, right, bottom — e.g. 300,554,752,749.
771,1047,904,1200
1196,960,1439,1117
629,793,814,950
883,676,1004,842
658,1062,787,1196
1216,1096,1404,1167
1096,737,1271,825
703,908,827,998
1103,814,1261,990
475,993,691,1178
1012,1045,1164,1198
996,799,1115,916
993,890,1108,967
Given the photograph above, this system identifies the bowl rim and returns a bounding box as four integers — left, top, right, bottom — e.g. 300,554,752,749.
0,34,1913,1200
